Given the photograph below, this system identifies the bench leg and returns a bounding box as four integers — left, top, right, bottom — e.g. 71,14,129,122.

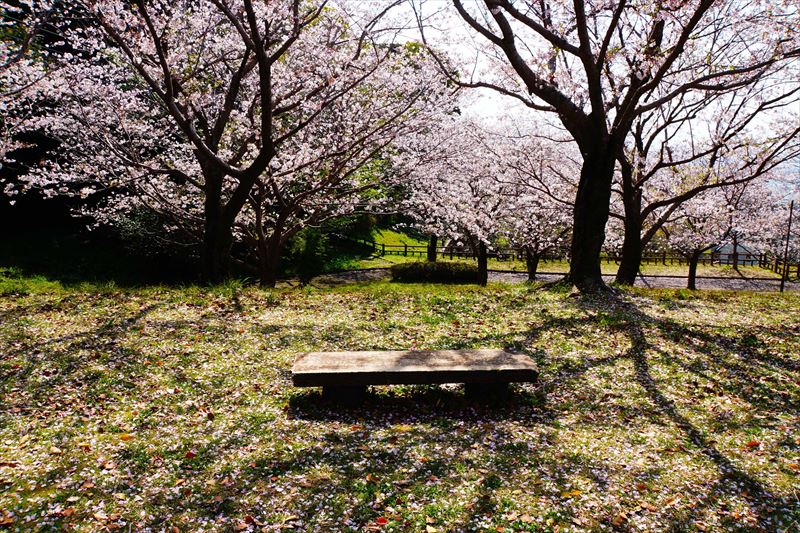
464,382,510,400
322,385,367,405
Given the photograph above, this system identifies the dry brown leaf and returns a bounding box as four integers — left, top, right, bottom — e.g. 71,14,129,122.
640,501,658,512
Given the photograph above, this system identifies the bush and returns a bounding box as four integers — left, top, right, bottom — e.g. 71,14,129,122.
286,228,329,283
390,261,479,284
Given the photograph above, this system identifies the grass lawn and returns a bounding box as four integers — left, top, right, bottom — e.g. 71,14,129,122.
1,274,799,531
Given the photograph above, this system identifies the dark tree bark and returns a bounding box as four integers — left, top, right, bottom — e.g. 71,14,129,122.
253,213,288,288
525,247,540,282
201,168,232,283
477,241,488,286
568,143,617,291
615,156,643,285
202,221,233,284
427,235,438,262
256,232,283,288
687,250,702,290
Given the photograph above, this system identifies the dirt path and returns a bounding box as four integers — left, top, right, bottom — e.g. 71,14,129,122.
297,268,799,292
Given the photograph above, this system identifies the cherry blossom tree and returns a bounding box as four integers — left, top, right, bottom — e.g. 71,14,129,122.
612,77,800,285
495,128,576,280
399,117,576,284
235,44,453,286
664,181,783,289
399,119,510,285
412,0,800,292
0,0,58,162
4,0,452,284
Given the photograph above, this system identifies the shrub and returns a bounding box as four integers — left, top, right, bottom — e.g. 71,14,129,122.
286,228,329,283
390,261,479,284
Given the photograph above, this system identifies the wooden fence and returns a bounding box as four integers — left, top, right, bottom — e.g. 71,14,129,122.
351,239,800,280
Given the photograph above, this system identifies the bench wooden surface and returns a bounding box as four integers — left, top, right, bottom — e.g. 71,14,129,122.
292,349,538,388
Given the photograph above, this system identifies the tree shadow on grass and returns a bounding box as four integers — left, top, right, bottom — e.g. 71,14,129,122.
369,292,799,530
0,301,161,402
2,288,798,530
590,295,794,529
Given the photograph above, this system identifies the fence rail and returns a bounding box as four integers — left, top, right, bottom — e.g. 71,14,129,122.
349,238,800,280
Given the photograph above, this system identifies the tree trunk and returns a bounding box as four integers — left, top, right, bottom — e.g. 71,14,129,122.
615,193,643,285
525,247,540,282
731,234,739,271
427,235,437,262
687,250,701,290
569,146,616,292
477,241,488,287
201,178,233,284
257,233,283,288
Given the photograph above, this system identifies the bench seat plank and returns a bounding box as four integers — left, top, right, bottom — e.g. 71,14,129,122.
292,349,538,387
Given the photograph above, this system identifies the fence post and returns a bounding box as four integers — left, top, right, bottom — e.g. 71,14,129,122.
381,243,385,256
403,243,407,257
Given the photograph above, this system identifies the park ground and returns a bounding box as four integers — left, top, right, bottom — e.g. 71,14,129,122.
1,272,799,532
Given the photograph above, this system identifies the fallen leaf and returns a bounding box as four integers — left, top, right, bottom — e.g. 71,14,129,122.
49,447,63,455
245,514,264,526
375,516,388,525
744,440,760,450
640,501,658,512
426,526,438,533
184,450,197,460
120,434,134,442
0,510,15,526
612,513,627,526
520,514,534,523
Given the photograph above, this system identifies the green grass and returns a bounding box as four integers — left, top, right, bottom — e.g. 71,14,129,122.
1,273,799,531
370,229,428,248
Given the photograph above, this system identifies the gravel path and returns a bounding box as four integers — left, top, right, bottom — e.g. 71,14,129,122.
490,271,800,291
301,268,799,292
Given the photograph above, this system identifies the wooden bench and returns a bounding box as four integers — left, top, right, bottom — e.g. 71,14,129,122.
292,349,538,403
